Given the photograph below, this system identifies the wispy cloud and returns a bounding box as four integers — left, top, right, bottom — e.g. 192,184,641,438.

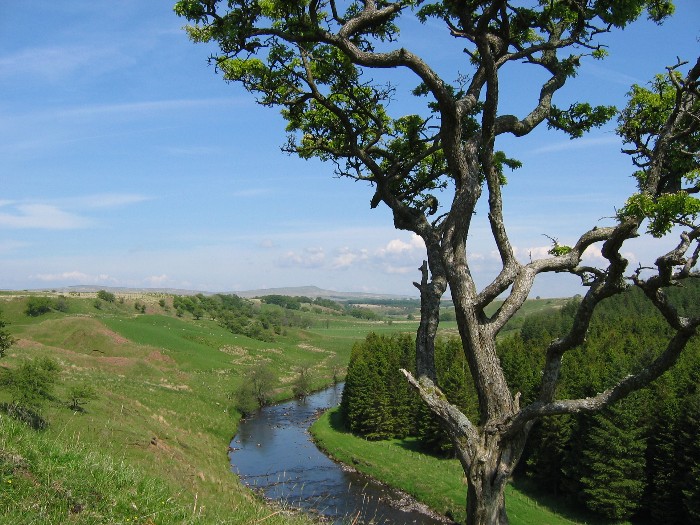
531,135,621,155
71,193,151,209
0,98,247,128
277,247,326,268
162,145,221,156
31,271,117,284
51,98,243,119
231,188,273,198
0,44,129,82
0,194,149,230
144,274,170,286
0,203,92,230
331,247,369,269
0,240,30,254
259,239,276,249
583,63,644,87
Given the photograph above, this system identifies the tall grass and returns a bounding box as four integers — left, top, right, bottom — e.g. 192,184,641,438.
1,414,209,524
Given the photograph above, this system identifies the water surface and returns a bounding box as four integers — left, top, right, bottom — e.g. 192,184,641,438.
230,383,447,524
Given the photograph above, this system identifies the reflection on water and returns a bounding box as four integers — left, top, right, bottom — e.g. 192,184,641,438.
230,383,447,524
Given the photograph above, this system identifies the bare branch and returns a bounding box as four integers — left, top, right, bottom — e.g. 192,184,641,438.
402,369,479,460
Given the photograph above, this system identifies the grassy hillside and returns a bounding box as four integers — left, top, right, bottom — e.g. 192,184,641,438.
0,291,568,524
0,292,360,525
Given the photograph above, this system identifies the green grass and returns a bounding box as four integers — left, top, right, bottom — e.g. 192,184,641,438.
0,295,347,525
1,414,198,525
0,413,318,525
311,408,609,525
0,292,574,525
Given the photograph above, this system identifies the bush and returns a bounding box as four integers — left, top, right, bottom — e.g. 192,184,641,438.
0,357,61,426
96,290,116,303
54,296,69,312
231,364,275,416
291,366,312,400
68,383,98,412
0,311,13,358
24,297,54,317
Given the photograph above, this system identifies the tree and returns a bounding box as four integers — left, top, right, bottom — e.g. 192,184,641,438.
67,383,98,412
580,397,647,520
232,363,276,415
175,2,699,523
679,387,700,523
291,365,313,400
96,290,116,303
0,310,13,359
24,296,54,317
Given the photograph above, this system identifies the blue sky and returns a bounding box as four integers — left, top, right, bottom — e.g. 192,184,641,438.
0,2,698,297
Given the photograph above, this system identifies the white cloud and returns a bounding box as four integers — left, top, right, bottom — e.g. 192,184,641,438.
513,245,552,262
331,247,369,269
0,194,149,230
31,271,116,284
277,247,326,268
583,63,643,87
381,264,417,275
144,274,169,286
371,235,426,276
582,244,638,266
0,240,30,254
531,135,620,155
376,235,425,257
0,203,92,230
79,193,151,209
0,45,126,82
231,188,273,198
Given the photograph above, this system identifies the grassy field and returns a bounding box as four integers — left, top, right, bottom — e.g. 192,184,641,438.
0,291,578,525
0,293,346,525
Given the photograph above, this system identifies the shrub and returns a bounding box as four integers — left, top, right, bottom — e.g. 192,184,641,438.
291,366,312,400
24,297,54,317
0,311,13,358
0,357,61,427
96,290,116,303
68,383,98,412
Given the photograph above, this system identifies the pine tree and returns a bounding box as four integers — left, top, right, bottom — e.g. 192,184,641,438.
679,388,700,523
525,414,577,497
580,398,647,520
645,382,686,524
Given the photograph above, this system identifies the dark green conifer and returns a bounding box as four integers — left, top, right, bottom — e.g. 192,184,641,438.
580,398,647,520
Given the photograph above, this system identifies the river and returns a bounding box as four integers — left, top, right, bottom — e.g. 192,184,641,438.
229,383,448,524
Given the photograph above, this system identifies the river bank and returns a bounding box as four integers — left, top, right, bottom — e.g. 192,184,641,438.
229,383,449,525
310,408,594,525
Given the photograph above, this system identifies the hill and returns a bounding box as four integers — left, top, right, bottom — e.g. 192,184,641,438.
13,284,417,302
0,291,579,524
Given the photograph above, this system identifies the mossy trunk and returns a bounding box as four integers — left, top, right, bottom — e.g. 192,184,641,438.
465,471,509,525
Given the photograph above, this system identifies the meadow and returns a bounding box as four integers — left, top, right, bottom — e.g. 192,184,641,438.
0,290,575,524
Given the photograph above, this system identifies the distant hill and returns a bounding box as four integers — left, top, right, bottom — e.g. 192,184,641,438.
37,284,416,302
231,285,415,301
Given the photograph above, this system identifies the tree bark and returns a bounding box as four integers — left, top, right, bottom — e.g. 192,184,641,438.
414,260,446,382
466,478,508,525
